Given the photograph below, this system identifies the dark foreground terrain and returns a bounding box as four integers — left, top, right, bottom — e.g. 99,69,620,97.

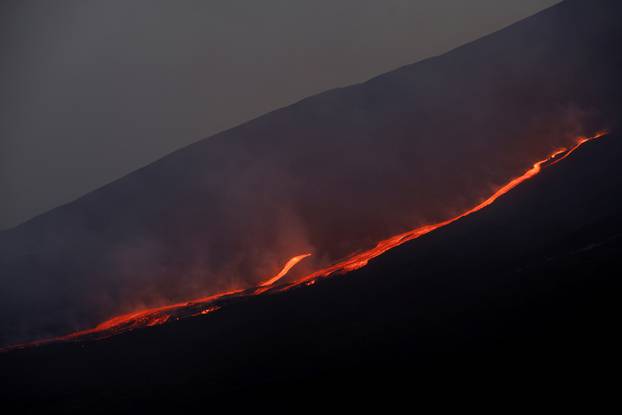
2,130,621,411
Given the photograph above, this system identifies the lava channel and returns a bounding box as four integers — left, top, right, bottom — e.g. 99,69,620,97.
2,130,609,352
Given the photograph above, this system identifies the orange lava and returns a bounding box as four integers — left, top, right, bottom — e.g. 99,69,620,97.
289,130,608,286
44,289,243,344
2,130,608,352
260,253,312,287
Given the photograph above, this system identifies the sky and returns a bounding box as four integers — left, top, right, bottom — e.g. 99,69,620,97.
0,0,560,229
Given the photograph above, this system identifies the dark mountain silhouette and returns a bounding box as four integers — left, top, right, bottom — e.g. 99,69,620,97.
1,0,621,355
2,113,621,412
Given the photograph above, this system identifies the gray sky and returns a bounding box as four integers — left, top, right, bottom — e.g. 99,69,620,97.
0,0,560,229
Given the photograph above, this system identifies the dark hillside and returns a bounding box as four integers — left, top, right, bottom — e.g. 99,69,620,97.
2,129,620,411
2,0,621,345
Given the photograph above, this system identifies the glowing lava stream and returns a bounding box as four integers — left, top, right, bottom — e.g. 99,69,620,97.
284,130,609,287
260,254,312,287
3,131,608,351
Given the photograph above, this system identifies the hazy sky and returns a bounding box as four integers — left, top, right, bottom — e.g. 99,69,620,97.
0,0,560,229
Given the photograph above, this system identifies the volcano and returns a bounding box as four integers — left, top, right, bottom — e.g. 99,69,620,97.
0,130,608,351
2,0,621,348
2,0,622,409
2,117,621,411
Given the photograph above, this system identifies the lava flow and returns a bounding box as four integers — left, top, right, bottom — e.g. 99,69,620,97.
278,130,610,288
259,253,312,287
3,130,608,352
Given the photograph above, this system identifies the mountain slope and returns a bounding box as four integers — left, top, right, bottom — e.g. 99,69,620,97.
1,0,621,347
2,124,621,411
